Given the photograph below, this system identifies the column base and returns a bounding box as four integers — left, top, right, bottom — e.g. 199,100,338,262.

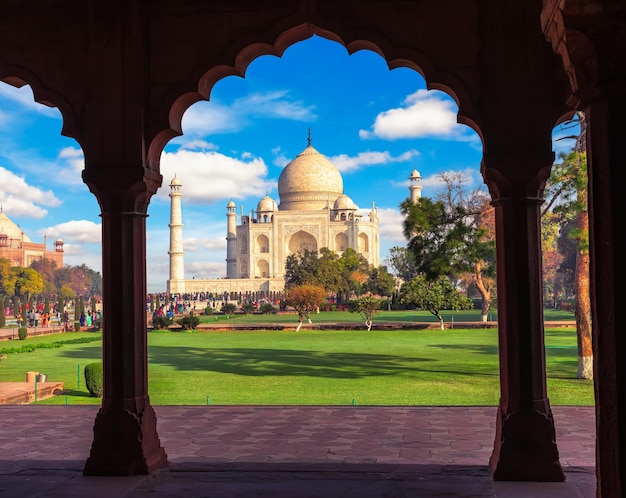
84,404,167,476
490,404,565,481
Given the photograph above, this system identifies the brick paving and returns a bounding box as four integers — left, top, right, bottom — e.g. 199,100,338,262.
0,404,595,497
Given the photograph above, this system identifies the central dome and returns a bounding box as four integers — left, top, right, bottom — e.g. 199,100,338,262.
278,144,343,210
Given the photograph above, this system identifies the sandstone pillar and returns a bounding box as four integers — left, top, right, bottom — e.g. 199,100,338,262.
484,161,564,481
82,168,167,476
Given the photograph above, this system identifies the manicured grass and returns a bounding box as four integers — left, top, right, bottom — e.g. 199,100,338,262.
199,308,575,325
0,326,592,406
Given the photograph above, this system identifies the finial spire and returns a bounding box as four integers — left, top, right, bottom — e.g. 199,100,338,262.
307,128,312,146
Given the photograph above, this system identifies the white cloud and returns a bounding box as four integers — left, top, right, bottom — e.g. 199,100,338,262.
0,82,60,117
181,90,316,137
180,140,219,151
158,149,275,204
0,166,62,217
39,219,101,244
56,146,85,184
329,149,420,173
183,236,226,253
271,146,290,167
186,261,227,280
360,89,465,140
377,207,406,244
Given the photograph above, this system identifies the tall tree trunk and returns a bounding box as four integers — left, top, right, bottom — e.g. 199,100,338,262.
474,261,491,322
575,211,592,379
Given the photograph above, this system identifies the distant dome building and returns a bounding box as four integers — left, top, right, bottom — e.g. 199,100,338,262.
0,209,64,268
167,138,381,296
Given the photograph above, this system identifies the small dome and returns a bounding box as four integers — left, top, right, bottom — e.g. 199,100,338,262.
278,144,343,211
227,200,236,209
170,176,181,186
410,168,421,179
333,194,357,210
257,195,277,213
55,236,64,243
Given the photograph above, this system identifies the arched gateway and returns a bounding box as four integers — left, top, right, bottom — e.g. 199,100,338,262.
1,2,624,495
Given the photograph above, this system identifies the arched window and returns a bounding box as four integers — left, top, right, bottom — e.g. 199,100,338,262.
257,259,269,278
288,230,318,254
358,233,369,252
256,234,270,253
335,232,348,252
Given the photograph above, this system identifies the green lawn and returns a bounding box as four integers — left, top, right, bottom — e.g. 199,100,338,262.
0,324,592,406
199,308,575,325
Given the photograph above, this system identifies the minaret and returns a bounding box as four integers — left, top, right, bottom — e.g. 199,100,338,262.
168,176,185,293
226,200,238,278
409,168,423,203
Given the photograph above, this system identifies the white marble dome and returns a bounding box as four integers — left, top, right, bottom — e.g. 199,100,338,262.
333,194,357,210
257,195,277,213
278,144,344,211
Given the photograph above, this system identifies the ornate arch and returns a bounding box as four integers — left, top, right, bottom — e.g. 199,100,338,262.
0,56,82,147
147,16,483,168
288,230,317,254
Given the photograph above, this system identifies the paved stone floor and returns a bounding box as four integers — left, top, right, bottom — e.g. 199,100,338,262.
0,405,596,497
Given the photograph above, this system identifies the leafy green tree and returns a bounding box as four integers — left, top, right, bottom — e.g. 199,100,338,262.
11,267,44,300
400,195,495,321
0,258,16,297
284,249,320,288
29,258,58,297
349,295,381,331
58,285,76,304
384,246,418,283
363,266,395,297
543,149,591,379
400,275,472,330
285,284,326,331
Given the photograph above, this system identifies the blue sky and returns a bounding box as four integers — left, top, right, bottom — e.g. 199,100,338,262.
0,36,574,292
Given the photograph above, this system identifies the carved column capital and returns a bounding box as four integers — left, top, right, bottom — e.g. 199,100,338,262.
82,167,162,214
481,152,554,201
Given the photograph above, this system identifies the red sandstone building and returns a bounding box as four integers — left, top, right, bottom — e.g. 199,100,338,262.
0,211,63,268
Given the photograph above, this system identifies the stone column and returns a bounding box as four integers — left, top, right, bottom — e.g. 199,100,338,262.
82,168,167,475
483,159,564,482
586,94,626,498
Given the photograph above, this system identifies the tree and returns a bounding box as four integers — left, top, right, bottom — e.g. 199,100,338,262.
363,266,395,297
285,284,326,331
284,249,320,289
11,267,44,300
0,258,16,297
58,285,76,304
29,258,58,297
400,275,473,330
349,295,381,331
543,148,591,379
384,246,418,283
400,195,495,321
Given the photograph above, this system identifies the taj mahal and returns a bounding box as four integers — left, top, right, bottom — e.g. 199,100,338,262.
167,137,422,296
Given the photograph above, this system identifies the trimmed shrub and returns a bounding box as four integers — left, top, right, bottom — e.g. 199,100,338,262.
177,311,200,330
259,303,276,314
204,306,213,315
74,322,81,332
84,362,103,397
151,315,173,330
18,327,28,340
221,303,237,314
92,316,102,331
